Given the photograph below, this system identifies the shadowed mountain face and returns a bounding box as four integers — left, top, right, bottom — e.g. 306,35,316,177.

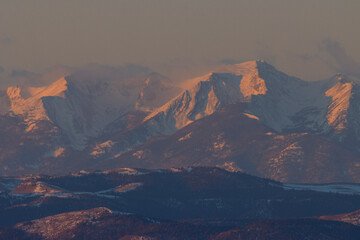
0,208,222,240
2,210,360,240
135,72,181,112
2,60,360,184
2,167,360,227
212,219,360,240
1,167,360,239
97,104,360,183
0,69,179,176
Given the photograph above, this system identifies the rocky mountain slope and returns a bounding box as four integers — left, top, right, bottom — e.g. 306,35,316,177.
2,210,360,240
135,72,181,112
0,67,179,176
2,60,360,182
85,61,360,183
99,104,360,183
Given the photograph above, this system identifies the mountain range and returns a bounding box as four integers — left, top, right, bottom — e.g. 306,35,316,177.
3,60,360,238
1,60,360,184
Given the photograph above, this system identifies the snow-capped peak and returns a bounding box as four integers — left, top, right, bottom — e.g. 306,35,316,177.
139,60,360,148
6,77,69,131
144,60,306,132
322,74,360,136
3,75,145,149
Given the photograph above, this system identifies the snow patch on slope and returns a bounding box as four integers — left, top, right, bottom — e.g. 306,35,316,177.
104,168,146,176
284,183,360,195
17,207,116,239
7,78,67,126
11,181,63,195
114,182,143,192
325,77,353,133
54,147,65,158
91,140,116,156
243,113,259,120
178,132,192,142
267,142,304,182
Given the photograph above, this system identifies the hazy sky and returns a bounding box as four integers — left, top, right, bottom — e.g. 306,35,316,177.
0,0,360,83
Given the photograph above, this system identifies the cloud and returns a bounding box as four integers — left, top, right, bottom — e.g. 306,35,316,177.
219,58,240,65
40,65,75,84
70,63,151,84
10,69,39,78
0,36,13,45
8,69,43,86
254,41,278,66
0,63,152,89
319,39,360,78
296,54,313,62
155,58,220,85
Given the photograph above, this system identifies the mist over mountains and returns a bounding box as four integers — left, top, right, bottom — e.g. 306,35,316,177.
1,60,360,183
2,60,360,239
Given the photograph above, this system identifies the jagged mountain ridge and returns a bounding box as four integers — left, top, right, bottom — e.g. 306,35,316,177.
2,66,179,150
142,61,355,136
0,68,180,175
89,61,360,162
98,103,360,183
6,76,145,149
1,60,360,179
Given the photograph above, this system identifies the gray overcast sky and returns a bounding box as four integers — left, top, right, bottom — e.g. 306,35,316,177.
0,0,359,81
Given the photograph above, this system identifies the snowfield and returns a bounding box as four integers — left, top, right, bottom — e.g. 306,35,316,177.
284,183,360,195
